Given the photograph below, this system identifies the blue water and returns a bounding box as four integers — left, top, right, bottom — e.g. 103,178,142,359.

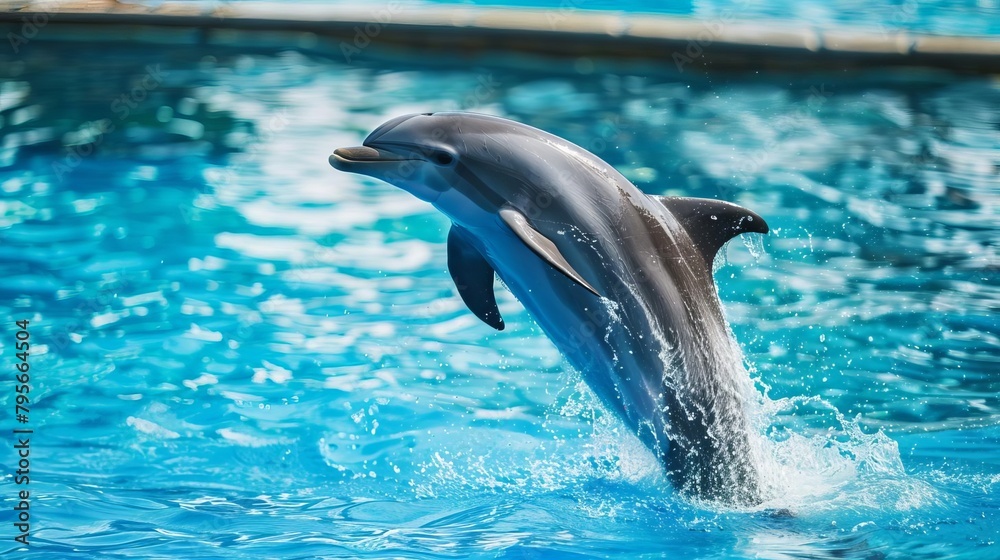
1,41,999,559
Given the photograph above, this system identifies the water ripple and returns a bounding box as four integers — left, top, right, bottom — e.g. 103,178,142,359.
0,41,997,559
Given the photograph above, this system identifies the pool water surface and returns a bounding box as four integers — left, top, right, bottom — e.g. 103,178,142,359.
0,41,998,558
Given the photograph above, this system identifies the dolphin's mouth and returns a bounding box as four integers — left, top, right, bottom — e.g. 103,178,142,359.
328,145,418,170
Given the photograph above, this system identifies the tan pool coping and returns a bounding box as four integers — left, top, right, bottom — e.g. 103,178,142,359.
2,1,999,73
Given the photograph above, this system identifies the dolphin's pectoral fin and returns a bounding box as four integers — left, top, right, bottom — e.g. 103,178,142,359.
653,196,769,266
447,226,505,330
498,207,602,297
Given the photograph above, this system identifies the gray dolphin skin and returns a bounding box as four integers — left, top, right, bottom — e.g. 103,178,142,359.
329,112,770,506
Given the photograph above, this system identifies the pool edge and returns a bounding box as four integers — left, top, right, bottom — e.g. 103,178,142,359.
1,1,999,73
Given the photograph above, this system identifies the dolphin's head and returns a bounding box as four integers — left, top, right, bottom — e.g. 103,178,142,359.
330,112,584,222
329,113,472,204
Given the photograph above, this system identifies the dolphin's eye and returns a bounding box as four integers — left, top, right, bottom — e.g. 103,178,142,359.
431,150,455,166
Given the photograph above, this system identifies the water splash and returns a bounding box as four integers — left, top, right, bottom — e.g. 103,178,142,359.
752,396,935,515
712,243,730,273
741,232,767,261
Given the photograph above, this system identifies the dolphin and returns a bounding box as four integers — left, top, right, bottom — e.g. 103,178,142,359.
329,112,770,506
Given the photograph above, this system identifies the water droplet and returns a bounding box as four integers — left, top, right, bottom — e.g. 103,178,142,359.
741,233,766,260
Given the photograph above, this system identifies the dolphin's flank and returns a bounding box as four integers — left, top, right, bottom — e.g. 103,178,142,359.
330,112,770,506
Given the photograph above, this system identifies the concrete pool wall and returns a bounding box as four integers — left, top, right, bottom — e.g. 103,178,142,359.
0,1,1000,74
1,1,999,73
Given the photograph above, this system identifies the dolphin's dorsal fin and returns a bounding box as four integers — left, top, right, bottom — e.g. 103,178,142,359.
498,207,602,297
653,196,769,266
447,226,505,331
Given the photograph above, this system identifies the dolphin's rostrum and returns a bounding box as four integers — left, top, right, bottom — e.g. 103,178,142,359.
330,112,771,506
